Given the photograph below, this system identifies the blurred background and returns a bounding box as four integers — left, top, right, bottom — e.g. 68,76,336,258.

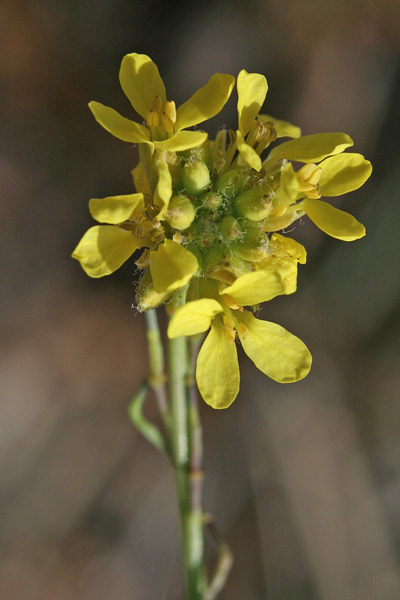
1,1,400,598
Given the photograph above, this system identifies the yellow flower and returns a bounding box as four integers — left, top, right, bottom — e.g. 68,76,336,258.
71,167,199,302
235,69,301,171
264,136,372,240
89,53,235,152
168,276,312,408
228,69,371,242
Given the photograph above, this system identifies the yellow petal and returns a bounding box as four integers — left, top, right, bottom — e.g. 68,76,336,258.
119,53,166,120
221,265,295,305
154,160,172,218
319,153,372,196
236,311,312,383
261,209,298,232
196,319,240,409
89,101,152,145
237,70,268,135
266,133,353,163
236,130,262,171
149,239,198,295
259,114,301,138
280,162,299,203
269,233,307,264
154,130,208,152
132,163,151,195
72,226,140,277
175,73,235,131
300,198,366,241
167,299,223,338
258,258,299,295
89,193,144,224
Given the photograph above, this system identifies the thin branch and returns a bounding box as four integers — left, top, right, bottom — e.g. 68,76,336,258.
128,380,168,453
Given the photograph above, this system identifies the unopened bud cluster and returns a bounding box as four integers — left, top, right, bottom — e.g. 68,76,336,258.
162,149,289,283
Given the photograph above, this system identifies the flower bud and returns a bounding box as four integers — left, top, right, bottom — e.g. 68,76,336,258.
181,160,210,196
164,195,196,230
202,191,224,210
203,246,230,270
214,169,247,199
232,223,269,262
220,216,242,240
234,189,272,221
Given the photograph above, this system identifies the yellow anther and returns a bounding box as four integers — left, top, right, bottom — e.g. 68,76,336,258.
223,315,236,330
305,188,321,199
150,95,162,114
146,109,160,127
221,294,239,309
160,112,174,133
308,167,322,186
297,163,321,198
146,96,163,127
223,314,236,343
163,100,176,124
297,163,317,184
237,323,248,339
208,268,237,285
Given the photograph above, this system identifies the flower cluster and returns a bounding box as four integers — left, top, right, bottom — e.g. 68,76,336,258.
73,53,372,408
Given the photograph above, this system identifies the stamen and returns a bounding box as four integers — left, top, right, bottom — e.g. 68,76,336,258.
150,95,162,113
146,96,162,127
135,249,151,269
308,167,322,186
223,315,236,343
208,269,237,285
221,294,239,309
163,100,176,124
237,323,248,339
296,163,322,198
297,163,316,184
146,109,160,128
160,112,174,133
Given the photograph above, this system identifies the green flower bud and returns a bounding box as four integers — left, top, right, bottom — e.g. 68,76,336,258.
198,231,216,248
164,195,196,230
181,142,212,167
234,189,272,221
203,246,230,269
214,168,247,199
181,160,210,196
232,223,269,262
202,191,224,210
220,216,242,240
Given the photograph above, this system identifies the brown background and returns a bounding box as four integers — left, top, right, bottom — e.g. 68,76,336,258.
1,1,400,598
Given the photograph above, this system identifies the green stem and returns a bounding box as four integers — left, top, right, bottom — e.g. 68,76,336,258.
145,309,168,427
167,290,206,600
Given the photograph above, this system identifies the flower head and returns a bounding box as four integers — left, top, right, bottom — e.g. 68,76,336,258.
73,55,372,408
